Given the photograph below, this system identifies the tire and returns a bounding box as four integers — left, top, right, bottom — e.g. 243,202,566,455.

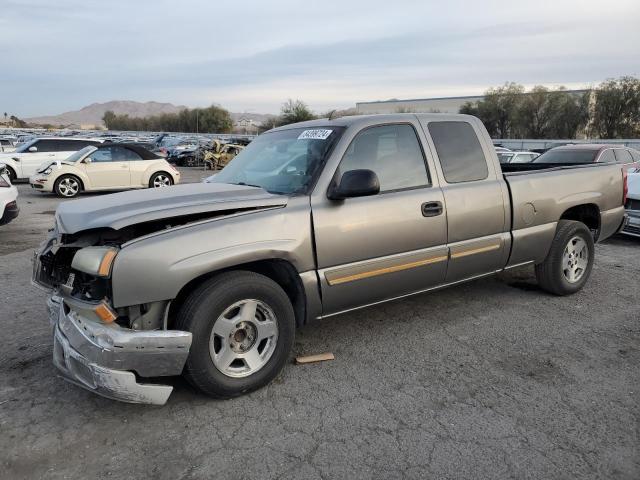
54,174,82,198
4,166,17,184
175,271,295,398
149,171,173,188
535,220,595,295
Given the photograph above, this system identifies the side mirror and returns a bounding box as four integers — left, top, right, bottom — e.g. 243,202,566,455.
28,146,38,152
84,157,92,164
328,169,380,200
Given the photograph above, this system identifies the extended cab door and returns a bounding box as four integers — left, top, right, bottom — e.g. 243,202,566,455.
82,146,131,188
311,122,448,315
419,118,510,283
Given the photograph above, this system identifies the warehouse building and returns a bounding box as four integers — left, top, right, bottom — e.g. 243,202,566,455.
356,90,588,115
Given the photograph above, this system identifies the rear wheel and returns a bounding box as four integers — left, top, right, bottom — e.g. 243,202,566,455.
175,271,295,398
535,220,594,295
149,171,173,188
54,175,81,198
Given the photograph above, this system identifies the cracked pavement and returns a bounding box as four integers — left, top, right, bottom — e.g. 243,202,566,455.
1,169,639,479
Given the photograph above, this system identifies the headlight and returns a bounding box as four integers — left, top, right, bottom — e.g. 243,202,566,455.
42,167,52,175
71,247,118,277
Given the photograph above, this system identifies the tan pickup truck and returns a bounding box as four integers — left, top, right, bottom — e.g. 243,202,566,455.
33,114,632,404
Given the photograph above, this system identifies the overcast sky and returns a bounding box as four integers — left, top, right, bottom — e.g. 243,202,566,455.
2,0,639,117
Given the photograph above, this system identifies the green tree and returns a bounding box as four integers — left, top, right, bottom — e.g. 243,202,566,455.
592,77,640,138
101,105,233,133
276,99,316,126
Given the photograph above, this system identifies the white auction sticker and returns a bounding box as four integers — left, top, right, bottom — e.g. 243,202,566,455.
297,129,333,140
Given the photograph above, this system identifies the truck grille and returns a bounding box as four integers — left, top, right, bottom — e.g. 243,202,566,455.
623,224,640,236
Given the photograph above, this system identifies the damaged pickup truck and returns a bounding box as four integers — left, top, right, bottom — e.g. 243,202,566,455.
33,114,632,405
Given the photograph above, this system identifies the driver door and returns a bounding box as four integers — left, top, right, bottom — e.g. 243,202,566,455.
83,146,130,188
311,123,448,315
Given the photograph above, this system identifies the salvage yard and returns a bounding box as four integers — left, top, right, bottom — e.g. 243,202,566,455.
1,168,639,479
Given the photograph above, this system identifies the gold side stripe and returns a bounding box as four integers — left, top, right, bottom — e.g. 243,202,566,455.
450,243,501,259
327,255,448,285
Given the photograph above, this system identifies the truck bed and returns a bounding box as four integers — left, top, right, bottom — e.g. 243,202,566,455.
501,161,626,267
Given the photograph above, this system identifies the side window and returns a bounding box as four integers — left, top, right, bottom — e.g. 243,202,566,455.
614,149,633,163
113,147,142,161
339,124,429,192
34,140,57,152
88,148,113,163
428,121,488,183
598,149,616,163
630,149,640,162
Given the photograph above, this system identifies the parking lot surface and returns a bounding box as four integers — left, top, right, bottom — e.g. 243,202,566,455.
1,169,638,479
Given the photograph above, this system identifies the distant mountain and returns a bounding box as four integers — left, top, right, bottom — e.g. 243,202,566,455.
26,101,275,128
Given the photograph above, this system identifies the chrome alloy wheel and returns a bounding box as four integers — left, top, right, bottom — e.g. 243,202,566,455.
209,299,279,378
58,177,79,197
562,236,589,283
153,174,171,187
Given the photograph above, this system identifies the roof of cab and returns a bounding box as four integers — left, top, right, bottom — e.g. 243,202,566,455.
268,113,479,133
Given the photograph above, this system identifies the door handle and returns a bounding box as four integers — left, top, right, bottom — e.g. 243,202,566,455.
421,201,443,217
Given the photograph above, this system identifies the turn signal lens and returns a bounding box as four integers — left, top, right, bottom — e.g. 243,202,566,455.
95,302,117,323
98,249,118,277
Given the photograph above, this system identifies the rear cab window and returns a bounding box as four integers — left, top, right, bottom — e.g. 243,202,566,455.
427,121,488,183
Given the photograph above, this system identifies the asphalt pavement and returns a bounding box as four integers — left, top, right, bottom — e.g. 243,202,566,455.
1,169,638,479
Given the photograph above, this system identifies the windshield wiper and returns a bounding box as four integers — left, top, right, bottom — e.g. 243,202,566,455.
233,181,263,188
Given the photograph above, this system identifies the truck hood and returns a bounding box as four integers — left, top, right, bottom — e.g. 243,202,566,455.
55,182,288,234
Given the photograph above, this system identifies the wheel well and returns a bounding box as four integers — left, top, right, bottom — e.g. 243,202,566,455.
168,259,307,329
560,204,600,239
150,171,172,184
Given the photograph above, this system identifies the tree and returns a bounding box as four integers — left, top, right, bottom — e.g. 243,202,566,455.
592,77,640,138
101,105,233,133
460,83,525,138
276,99,316,126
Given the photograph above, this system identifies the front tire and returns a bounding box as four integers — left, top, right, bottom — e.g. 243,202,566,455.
4,166,17,184
54,175,81,198
175,271,295,398
535,220,595,295
149,171,173,188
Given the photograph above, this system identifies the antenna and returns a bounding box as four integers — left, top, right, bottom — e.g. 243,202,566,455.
327,109,337,120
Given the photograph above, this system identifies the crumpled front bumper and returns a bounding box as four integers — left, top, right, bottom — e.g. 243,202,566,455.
48,295,192,405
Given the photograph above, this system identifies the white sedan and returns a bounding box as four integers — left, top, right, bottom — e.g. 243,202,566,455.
0,164,19,226
29,143,181,197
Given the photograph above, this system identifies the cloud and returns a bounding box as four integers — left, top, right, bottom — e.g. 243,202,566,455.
2,0,639,116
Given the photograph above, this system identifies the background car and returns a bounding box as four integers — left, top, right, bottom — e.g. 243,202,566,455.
0,163,19,225
0,137,17,153
0,137,104,182
497,151,540,164
622,171,640,238
29,143,181,197
533,144,640,164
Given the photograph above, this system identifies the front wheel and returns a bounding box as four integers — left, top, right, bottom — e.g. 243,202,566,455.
54,175,81,198
535,220,595,295
175,271,295,398
149,171,173,188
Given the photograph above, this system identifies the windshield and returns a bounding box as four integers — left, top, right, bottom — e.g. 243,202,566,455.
15,139,38,153
211,126,345,194
67,145,96,162
533,149,597,164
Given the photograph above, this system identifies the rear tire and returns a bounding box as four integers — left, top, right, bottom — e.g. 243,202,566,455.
535,220,594,295
175,271,295,399
149,171,173,188
54,174,82,198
